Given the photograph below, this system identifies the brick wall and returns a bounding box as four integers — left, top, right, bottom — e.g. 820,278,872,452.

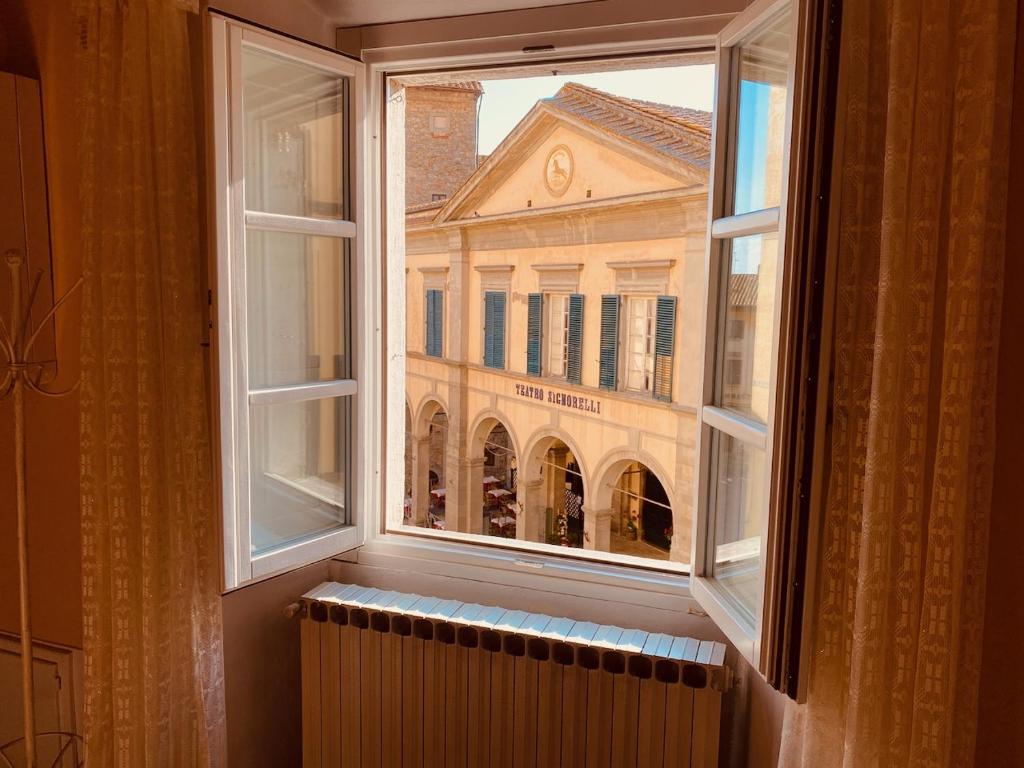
404,83,481,209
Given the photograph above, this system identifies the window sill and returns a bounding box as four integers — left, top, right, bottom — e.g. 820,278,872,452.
344,531,700,614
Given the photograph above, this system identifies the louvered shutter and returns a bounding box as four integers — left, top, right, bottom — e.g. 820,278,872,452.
483,293,494,367
566,294,584,384
653,295,677,402
526,293,543,376
425,289,443,357
598,294,620,390
483,291,506,370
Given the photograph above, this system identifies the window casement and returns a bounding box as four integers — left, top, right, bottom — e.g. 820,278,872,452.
530,292,584,382
690,0,804,672
623,295,657,393
209,15,366,589
548,293,569,377
599,293,677,399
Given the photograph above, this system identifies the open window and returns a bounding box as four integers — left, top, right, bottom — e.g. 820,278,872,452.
690,0,800,667
377,0,818,687
209,15,366,589
208,0,826,695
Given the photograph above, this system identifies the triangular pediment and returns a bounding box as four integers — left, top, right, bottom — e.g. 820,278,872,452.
435,96,708,223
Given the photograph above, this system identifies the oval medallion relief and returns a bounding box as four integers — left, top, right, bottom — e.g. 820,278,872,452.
544,145,574,197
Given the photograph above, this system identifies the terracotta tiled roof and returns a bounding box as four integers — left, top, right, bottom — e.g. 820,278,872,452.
411,81,483,94
729,273,759,308
543,82,712,170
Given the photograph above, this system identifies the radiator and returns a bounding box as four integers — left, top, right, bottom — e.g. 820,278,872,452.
300,582,728,768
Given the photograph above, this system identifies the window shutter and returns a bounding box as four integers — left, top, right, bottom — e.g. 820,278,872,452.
425,289,443,358
483,292,494,367
484,291,506,370
653,295,677,402
599,294,620,390
566,294,584,384
526,293,543,376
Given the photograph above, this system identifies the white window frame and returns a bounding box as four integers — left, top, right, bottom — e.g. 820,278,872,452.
545,292,570,378
193,3,806,626
621,294,658,394
209,14,371,590
689,0,798,667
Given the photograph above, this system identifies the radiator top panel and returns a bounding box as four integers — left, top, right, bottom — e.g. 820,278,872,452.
302,581,728,691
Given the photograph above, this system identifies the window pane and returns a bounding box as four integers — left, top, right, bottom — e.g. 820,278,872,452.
711,430,765,620
242,45,347,219
731,9,791,215
246,230,349,389
625,297,655,393
547,294,568,377
250,396,349,554
719,231,778,421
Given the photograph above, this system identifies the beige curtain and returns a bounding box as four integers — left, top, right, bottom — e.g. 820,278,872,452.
76,0,225,764
780,0,1017,766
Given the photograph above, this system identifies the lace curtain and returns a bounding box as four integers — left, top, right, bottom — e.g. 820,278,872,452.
779,0,1017,766
76,0,225,764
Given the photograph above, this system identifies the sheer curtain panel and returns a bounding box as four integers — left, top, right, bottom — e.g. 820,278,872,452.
76,0,226,764
780,0,1017,766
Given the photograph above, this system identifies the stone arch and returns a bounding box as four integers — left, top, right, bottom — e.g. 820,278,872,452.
467,409,521,539
412,394,449,438
589,448,675,513
407,396,450,528
518,426,590,547
467,408,523,461
590,448,680,561
519,426,591,498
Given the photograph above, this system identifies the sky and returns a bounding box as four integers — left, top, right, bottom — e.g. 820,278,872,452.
476,65,714,155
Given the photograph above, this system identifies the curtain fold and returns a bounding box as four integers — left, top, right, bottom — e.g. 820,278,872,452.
780,0,1016,766
76,0,225,764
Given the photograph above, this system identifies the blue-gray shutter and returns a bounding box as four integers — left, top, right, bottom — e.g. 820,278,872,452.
653,295,677,402
526,293,543,376
425,289,443,357
598,294,620,390
483,291,506,369
566,294,584,384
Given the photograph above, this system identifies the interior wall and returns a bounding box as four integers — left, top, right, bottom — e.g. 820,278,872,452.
222,560,332,768
0,0,83,650
975,5,1024,765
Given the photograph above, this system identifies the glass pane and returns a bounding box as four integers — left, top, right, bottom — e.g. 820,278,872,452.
246,230,349,389
711,430,765,620
242,45,347,219
720,231,778,421
731,9,791,215
250,397,349,554
547,295,568,377
625,297,655,393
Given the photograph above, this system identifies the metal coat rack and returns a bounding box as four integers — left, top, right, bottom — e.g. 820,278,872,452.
1,249,82,768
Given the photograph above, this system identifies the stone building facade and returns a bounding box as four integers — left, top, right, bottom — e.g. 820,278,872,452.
399,82,776,566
